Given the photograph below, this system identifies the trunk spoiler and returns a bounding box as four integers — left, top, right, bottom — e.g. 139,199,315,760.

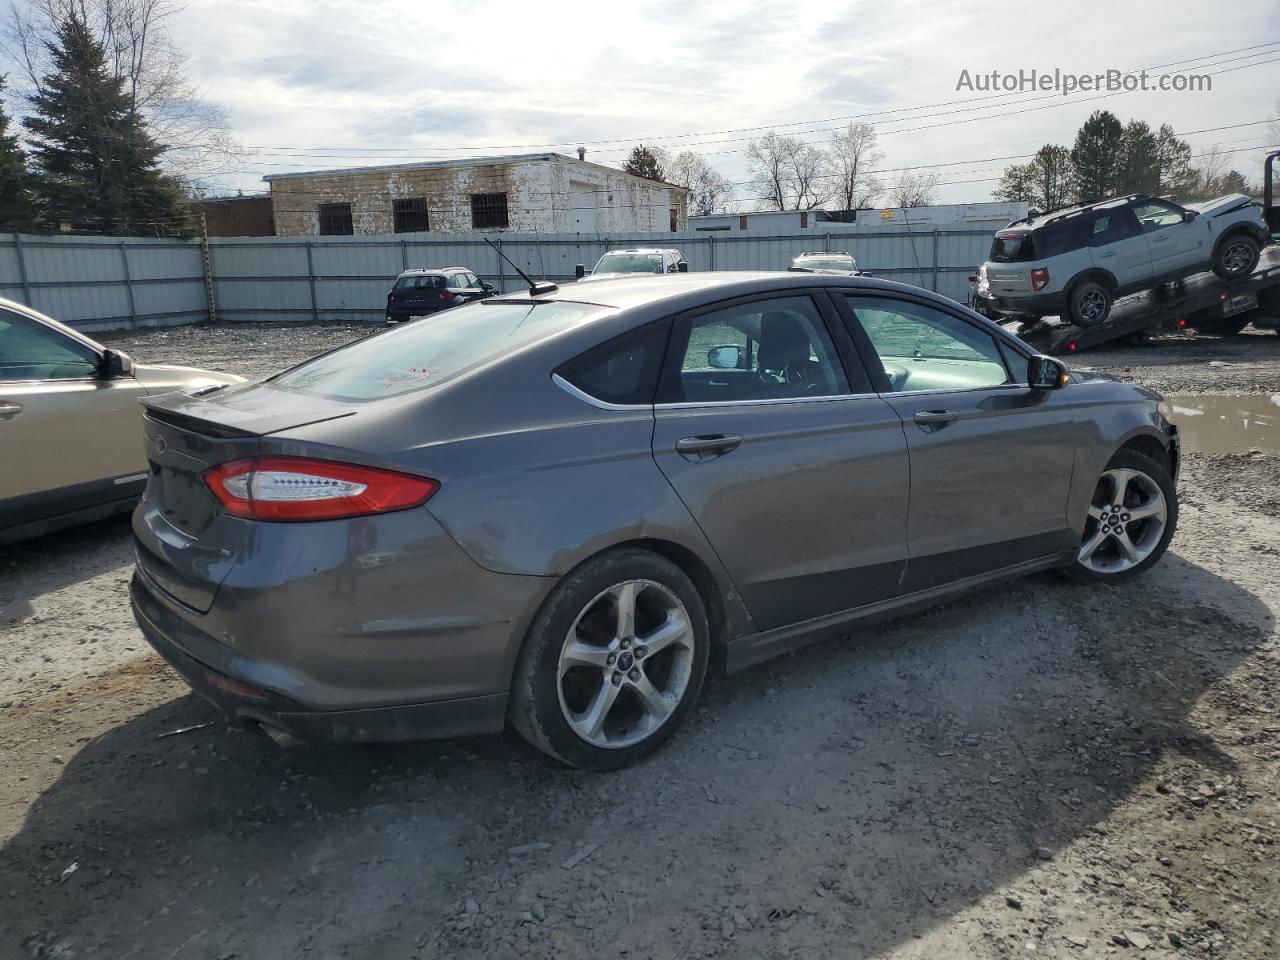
140,383,357,438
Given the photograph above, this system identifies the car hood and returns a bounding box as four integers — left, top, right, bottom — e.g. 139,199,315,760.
1184,194,1253,216
132,363,245,393
1069,368,1120,384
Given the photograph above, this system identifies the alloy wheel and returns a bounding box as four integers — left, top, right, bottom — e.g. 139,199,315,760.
1221,240,1254,275
1077,288,1108,324
1078,467,1168,574
556,579,696,749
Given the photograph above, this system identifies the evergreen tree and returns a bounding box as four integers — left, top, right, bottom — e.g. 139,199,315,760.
1070,110,1125,202
1154,124,1194,195
1116,120,1161,195
993,161,1038,204
623,145,667,182
0,77,38,230
23,15,181,235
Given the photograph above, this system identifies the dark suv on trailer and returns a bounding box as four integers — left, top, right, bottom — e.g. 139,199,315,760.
385,267,494,325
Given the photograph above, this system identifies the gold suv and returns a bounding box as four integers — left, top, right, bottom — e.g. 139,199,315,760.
0,299,242,543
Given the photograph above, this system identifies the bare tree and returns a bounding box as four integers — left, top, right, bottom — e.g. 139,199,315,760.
4,0,243,190
829,122,882,210
664,150,734,215
1269,98,1280,150
746,130,833,210
888,169,939,208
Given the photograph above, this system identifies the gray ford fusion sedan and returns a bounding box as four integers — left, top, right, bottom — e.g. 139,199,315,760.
131,272,1179,769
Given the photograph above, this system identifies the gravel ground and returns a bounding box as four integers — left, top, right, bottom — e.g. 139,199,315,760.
2,321,1278,960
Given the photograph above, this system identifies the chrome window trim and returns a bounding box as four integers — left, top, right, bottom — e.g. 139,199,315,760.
654,392,879,410
551,372,650,411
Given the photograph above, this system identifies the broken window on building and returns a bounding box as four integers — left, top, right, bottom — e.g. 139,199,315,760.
394,198,430,233
318,203,353,235
470,193,509,230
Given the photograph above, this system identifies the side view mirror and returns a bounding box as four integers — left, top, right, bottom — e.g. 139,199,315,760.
574,264,586,280
676,261,689,273
100,349,133,378
1183,210,1199,222
1028,354,1068,390
968,274,980,283
481,280,495,292
707,344,744,369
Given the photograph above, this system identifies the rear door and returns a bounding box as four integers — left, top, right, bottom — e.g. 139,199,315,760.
1089,207,1153,289
0,309,147,507
1130,198,1206,277
834,292,1079,593
650,291,910,630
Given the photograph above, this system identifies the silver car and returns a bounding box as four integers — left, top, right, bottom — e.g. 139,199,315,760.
131,273,1179,769
0,299,241,543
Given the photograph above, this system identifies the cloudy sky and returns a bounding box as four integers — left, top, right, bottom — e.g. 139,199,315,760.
143,0,1280,203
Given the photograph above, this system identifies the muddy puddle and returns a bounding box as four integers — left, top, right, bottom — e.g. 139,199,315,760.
1168,394,1280,455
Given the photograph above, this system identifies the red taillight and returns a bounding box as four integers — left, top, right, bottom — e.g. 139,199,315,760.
1030,268,1050,292
439,289,456,301
388,292,396,302
1068,342,1078,352
203,456,439,522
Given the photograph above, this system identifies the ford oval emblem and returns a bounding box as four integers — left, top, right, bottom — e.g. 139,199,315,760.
149,433,167,454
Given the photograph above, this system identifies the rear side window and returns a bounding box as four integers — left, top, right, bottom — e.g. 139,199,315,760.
272,301,608,401
1089,209,1141,246
557,323,670,406
990,230,1033,262
1035,219,1087,258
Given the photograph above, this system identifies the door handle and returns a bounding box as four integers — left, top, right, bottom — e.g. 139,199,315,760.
676,434,742,460
0,401,22,421
913,410,959,427
1098,251,1117,258
1152,235,1169,243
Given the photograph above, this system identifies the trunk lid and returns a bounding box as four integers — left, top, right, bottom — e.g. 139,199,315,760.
986,265,1033,296
134,384,358,612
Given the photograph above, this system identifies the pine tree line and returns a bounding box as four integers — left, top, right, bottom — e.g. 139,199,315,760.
0,13,183,235
994,109,1255,213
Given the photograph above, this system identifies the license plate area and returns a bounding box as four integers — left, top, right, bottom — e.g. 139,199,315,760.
1222,291,1258,317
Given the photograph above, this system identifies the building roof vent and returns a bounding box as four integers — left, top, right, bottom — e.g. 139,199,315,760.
577,146,586,161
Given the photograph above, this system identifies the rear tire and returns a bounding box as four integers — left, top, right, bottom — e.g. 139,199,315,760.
509,548,710,770
1212,234,1261,279
1067,279,1112,328
1063,449,1177,584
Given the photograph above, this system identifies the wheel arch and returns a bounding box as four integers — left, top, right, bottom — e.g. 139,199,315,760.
1117,430,1173,477
1068,268,1118,293
1212,223,1265,258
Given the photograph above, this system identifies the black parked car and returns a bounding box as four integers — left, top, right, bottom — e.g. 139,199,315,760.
385,267,493,324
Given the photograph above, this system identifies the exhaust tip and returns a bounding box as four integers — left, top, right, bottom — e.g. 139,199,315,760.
259,723,304,749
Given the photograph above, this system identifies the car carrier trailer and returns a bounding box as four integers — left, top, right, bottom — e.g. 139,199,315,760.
1001,148,1280,355
1007,245,1280,355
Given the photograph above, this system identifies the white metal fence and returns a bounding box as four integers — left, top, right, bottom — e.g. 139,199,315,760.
0,224,999,331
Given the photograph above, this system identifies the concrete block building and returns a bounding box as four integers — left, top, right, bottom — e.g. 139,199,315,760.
264,152,688,237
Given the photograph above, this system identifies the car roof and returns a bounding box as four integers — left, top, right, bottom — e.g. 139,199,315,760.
493,271,945,312
1008,195,1147,231
599,248,682,255
397,267,468,277
795,251,854,258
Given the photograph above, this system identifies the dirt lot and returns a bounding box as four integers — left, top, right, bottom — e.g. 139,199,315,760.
2,321,1278,960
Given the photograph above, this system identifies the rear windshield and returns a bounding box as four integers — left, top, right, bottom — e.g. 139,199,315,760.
595,253,665,274
270,300,608,401
394,275,447,290
793,257,856,271
990,230,1033,262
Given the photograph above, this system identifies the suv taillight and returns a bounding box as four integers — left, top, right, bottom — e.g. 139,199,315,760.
1030,268,1050,292
204,456,438,522
439,289,456,301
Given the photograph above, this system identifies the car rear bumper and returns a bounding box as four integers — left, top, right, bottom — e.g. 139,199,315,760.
132,570,514,742
992,290,1067,316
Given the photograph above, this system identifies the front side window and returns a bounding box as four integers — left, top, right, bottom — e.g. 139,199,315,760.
470,193,509,229
271,300,608,402
318,203,353,236
659,295,848,404
0,312,100,382
844,296,1011,393
1130,199,1185,233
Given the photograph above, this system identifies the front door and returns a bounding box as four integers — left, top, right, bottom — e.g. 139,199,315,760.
651,292,910,631
0,309,147,505
835,293,1080,593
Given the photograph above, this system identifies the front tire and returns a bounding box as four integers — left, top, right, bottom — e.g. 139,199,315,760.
1067,279,1113,327
1212,234,1261,279
509,548,710,770
1064,449,1177,584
